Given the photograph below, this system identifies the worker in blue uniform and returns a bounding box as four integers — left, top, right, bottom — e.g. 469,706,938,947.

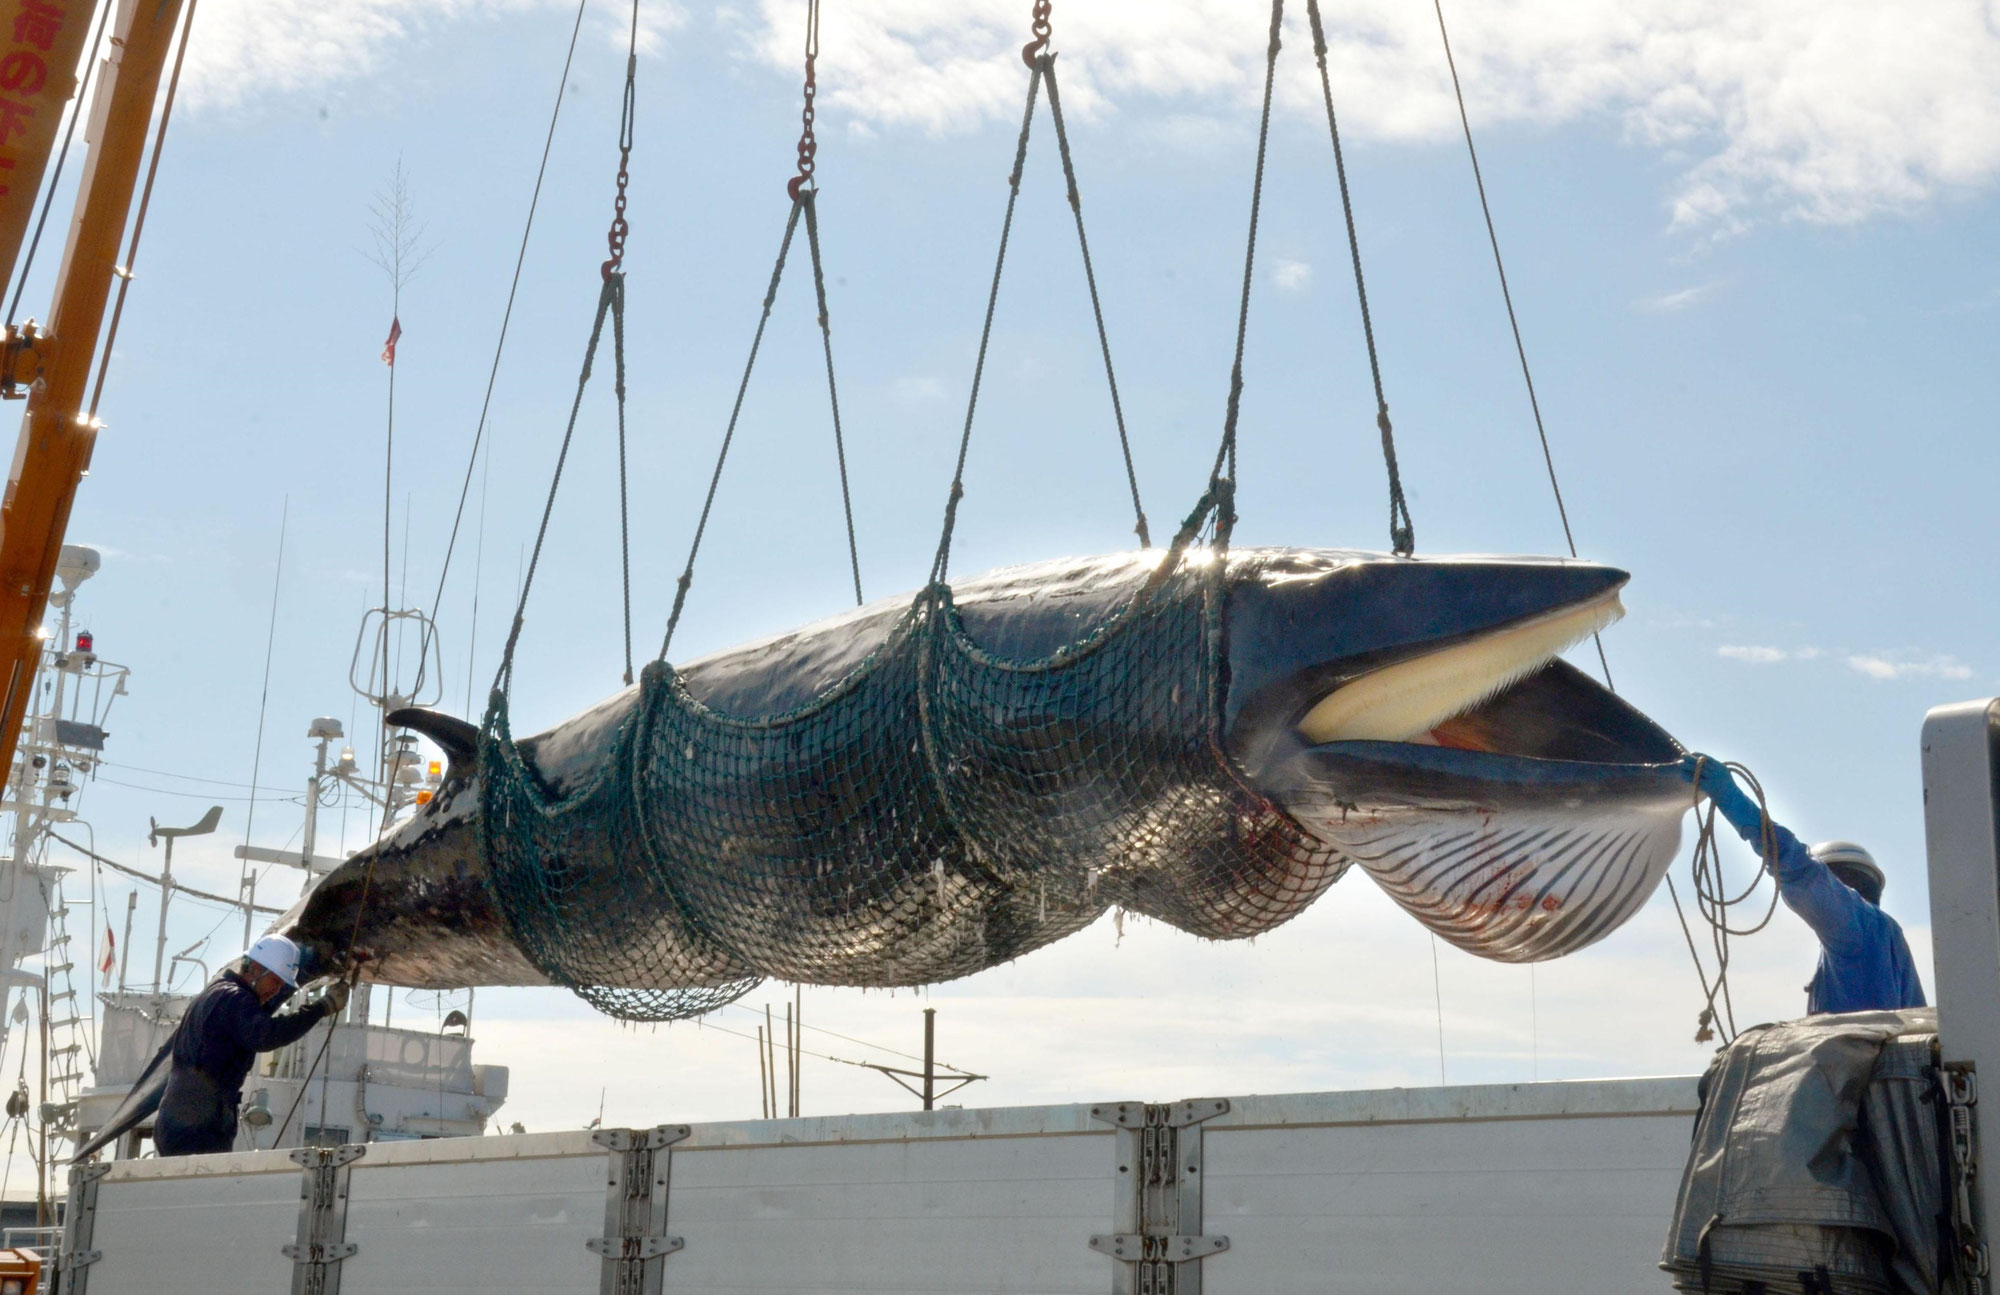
1682,756,1926,1015
154,934,347,1156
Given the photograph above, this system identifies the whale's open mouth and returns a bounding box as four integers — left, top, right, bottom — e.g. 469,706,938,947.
1296,591,1626,749
1262,588,1688,963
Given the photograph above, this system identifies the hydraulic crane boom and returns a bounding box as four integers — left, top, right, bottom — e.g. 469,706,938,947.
0,0,186,783
0,0,97,292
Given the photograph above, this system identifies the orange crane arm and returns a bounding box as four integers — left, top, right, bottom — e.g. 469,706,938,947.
0,0,99,295
0,0,187,781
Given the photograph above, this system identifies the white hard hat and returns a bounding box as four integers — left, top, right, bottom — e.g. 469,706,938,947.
245,934,303,987
1809,841,1885,902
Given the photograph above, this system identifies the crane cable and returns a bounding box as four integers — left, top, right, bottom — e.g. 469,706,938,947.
282,0,620,1143
1303,0,1413,556
494,0,642,693
793,0,867,606
418,0,593,690
656,0,870,660
1423,3,1742,1042
1429,0,1609,687
1027,1,1150,548
928,0,1153,586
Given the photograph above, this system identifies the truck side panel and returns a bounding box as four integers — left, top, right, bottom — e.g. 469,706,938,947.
667,1130,1110,1293
1204,1110,1688,1293
63,1079,1698,1293
340,1153,606,1294
86,1167,298,1293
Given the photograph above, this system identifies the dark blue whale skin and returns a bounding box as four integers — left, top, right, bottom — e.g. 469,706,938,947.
283,547,1682,990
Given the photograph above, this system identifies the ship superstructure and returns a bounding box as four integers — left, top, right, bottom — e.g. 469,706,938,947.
0,545,506,1183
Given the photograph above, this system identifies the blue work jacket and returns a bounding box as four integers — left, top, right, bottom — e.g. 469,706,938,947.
171,971,330,1102
1770,833,1927,1015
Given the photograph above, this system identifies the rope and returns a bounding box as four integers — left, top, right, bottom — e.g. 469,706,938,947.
657,201,804,661
4,0,112,326
1303,0,1413,556
496,273,623,693
930,1,1152,581
801,194,864,605
650,0,869,659
605,2,639,684
495,0,642,691
790,0,862,605
420,0,593,677
1041,54,1149,547
1206,0,1286,494
929,60,1043,587
1666,757,1784,1045
612,273,634,684
84,0,199,421
1429,933,1447,1084
1429,0,1610,687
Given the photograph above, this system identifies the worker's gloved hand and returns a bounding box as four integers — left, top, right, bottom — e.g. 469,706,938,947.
321,980,351,1017
1677,754,1770,844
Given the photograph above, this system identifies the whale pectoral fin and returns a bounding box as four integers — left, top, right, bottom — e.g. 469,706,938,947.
387,706,480,777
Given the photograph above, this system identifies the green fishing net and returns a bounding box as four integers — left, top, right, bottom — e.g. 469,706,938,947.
478,540,1346,1021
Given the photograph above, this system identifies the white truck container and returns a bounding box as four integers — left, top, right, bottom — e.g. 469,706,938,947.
59,1076,1699,1294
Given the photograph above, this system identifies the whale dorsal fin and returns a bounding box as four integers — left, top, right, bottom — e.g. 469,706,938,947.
387,707,479,775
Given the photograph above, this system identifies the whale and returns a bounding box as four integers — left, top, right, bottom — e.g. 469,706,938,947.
281,545,1688,1010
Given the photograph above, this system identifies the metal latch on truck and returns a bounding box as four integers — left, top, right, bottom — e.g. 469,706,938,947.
282,1144,365,1295
54,1161,110,1292
588,1124,689,1295
1944,1062,1990,1293
1090,1098,1231,1294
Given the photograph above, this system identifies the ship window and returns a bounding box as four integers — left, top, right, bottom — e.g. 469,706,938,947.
302,1124,351,1148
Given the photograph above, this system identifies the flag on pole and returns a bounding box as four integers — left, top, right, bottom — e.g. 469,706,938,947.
381,316,403,366
98,925,115,985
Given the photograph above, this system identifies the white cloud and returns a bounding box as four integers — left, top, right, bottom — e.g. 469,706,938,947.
1271,258,1313,292
890,375,946,404
1845,652,1975,682
740,0,2000,229
1636,282,1720,313
170,1,2000,228
1719,643,1973,679
181,0,682,113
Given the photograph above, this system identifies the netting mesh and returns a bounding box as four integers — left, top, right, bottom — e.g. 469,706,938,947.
479,543,1346,1021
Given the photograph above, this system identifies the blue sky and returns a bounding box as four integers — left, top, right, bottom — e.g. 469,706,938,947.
5,0,1996,1136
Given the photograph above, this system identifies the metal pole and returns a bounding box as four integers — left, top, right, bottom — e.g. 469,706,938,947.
151,835,172,994
755,1025,769,1120
47,596,70,729
304,737,328,861
764,1003,776,1118
115,888,135,994
793,985,802,1118
36,979,49,1228
923,1008,936,1111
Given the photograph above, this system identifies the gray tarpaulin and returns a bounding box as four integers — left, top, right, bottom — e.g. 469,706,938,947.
1662,1008,1958,1294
